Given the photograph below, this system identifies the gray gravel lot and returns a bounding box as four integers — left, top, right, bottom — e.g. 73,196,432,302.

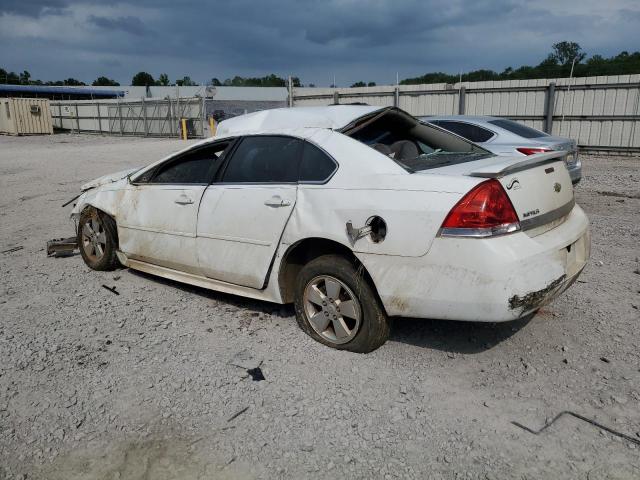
1,134,639,479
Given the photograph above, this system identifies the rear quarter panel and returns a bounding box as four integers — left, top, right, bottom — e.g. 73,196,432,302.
282,131,483,257
283,185,466,257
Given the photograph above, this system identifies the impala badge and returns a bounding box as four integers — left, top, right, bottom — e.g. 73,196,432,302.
506,178,521,190
554,182,562,193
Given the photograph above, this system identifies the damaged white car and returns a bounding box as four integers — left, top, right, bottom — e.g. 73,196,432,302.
68,106,590,352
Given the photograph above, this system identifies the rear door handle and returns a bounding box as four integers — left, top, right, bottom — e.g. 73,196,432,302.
175,194,194,205
264,195,291,207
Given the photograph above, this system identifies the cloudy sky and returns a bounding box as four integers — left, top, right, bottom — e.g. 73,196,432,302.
1,0,639,86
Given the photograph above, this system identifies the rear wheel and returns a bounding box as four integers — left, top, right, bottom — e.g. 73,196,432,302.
294,255,390,353
78,208,119,271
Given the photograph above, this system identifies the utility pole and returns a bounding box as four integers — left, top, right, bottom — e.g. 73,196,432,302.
560,57,577,136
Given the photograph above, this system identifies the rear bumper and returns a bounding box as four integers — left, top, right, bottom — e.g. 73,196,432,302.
359,204,590,321
567,157,582,185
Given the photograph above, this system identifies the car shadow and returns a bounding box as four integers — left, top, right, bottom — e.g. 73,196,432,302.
388,314,533,354
127,269,532,353
127,269,293,316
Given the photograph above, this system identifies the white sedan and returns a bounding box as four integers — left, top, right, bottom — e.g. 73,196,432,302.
70,106,590,352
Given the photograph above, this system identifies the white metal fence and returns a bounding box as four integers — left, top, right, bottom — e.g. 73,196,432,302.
292,74,640,153
50,97,206,138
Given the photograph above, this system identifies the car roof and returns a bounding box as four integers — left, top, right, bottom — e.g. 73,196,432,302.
216,105,383,136
421,115,503,122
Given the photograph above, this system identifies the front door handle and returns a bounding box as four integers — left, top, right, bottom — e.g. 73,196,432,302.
264,195,291,207
175,194,194,205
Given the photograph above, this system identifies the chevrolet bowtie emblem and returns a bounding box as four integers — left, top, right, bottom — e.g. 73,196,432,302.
554,182,562,193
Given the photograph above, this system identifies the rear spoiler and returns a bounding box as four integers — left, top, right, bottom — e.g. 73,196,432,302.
469,151,567,179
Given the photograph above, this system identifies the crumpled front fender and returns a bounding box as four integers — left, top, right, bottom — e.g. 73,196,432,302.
70,184,126,223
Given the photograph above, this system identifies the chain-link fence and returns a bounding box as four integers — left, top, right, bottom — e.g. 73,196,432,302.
51,97,206,138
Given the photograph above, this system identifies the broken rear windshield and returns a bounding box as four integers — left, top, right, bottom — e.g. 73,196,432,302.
342,108,493,172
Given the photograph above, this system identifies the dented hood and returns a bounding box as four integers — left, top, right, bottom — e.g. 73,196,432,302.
81,167,140,191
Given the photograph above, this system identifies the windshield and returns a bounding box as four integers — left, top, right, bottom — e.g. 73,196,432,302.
342,108,493,172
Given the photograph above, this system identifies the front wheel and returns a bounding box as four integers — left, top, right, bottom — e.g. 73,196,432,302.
78,208,120,271
294,255,390,353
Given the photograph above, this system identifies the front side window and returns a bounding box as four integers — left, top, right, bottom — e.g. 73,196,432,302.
134,141,231,184
434,121,495,143
222,136,303,183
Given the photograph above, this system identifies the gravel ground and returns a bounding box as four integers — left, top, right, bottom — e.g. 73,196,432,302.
1,134,639,480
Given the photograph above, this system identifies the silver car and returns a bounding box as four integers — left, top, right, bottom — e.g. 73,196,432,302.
420,115,582,184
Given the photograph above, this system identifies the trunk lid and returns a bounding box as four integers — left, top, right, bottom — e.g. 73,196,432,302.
536,136,579,166
470,151,574,235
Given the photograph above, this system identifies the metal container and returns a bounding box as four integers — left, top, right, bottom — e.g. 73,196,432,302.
0,98,53,135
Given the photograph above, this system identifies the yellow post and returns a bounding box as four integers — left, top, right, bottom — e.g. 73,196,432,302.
209,117,216,137
181,118,187,140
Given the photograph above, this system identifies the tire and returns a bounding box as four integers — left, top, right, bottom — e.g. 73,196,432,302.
294,254,390,353
77,207,120,271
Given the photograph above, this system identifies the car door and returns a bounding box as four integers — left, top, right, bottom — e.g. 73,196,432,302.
196,135,302,288
118,141,232,274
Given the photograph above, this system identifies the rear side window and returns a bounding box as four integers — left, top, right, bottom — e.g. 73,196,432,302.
299,142,337,182
433,121,494,143
488,119,548,139
222,136,302,183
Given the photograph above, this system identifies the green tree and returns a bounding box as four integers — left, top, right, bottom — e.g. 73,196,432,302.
551,41,586,65
210,78,222,86
157,73,170,86
222,74,287,87
367,82,376,87
350,81,366,87
175,76,197,86
131,71,155,86
400,72,457,85
19,70,31,85
63,78,86,86
0,68,20,84
92,76,120,86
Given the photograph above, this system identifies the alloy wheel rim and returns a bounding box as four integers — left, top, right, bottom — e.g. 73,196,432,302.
81,216,107,262
303,275,362,345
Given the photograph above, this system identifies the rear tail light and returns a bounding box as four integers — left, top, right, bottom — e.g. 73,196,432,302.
516,147,552,155
439,180,520,238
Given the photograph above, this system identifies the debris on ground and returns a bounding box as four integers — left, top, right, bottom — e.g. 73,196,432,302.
2,245,23,254
101,285,120,295
46,237,77,257
512,411,640,446
246,367,265,381
227,406,249,422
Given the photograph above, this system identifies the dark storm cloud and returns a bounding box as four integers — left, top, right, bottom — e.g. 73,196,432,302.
0,0,69,17
88,15,147,36
1,0,639,86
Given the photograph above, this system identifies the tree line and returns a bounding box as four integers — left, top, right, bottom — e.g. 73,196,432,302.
399,42,640,85
2,42,638,89
0,69,304,88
